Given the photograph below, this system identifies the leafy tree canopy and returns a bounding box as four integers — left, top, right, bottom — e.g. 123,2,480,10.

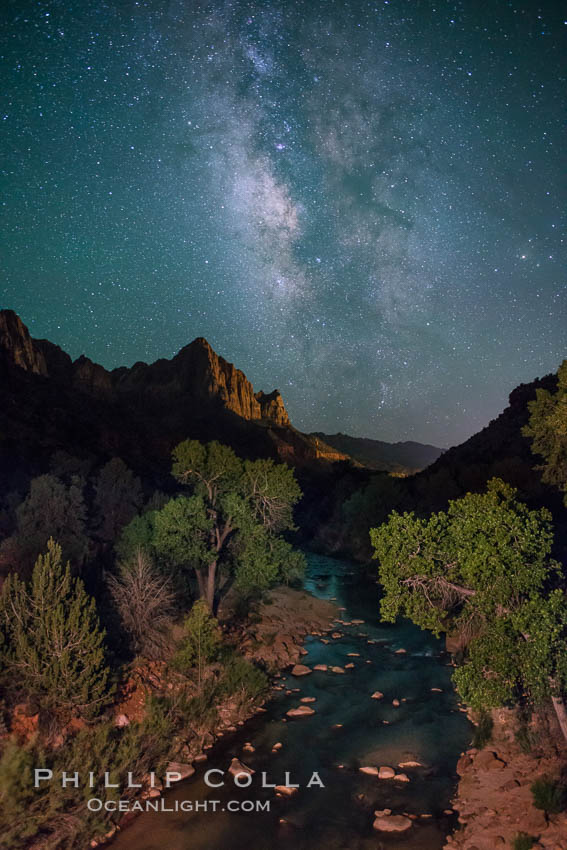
371,479,567,711
523,359,567,504
148,440,305,608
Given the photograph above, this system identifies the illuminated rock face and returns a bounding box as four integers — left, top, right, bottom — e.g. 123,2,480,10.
0,309,291,427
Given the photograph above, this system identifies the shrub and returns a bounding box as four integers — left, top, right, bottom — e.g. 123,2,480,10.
531,777,567,814
0,538,110,717
472,710,494,748
219,653,268,704
512,833,535,850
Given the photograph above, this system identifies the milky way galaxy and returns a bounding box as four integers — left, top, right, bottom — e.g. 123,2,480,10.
1,0,565,445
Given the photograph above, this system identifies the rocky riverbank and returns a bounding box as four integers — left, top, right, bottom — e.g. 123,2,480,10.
444,708,567,850
93,587,337,846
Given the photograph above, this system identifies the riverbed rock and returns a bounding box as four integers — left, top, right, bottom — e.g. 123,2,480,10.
378,766,396,779
394,648,407,654
345,662,355,669
290,664,312,677
394,773,410,782
359,766,380,776
330,666,345,674
166,762,195,781
474,750,506,770
228,758,254,778
242,743,255,753
373,814,412,832
300,696,316,703
392,698,400,707
286,704,315,718
371,691,384,700
399,761,423,768
313,664,328,671
275,785,298,797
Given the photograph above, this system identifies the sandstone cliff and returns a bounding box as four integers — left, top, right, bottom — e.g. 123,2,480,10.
0,310,348,487
0,310,290,428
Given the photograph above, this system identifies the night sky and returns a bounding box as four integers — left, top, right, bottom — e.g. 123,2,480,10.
1,1,565,446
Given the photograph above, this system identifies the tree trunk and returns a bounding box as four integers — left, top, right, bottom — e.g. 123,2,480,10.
550,692,567,744
195,568,206,600
206,561,217,612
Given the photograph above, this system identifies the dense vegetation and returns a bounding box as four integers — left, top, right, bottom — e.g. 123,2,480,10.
370,360,567,743
0,439,304,848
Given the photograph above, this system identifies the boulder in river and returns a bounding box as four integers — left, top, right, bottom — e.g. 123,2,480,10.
394,773,410,782
378,766,396,779
275,785,298,797
286,704,315,718
228,758,254,778
166,762,195,782
371,691,384,700
291,664,312,676
373,814,412,832
359,766,380,776
330,666,345,674
398,760,422,768
313,664,328,671
300,696,316,703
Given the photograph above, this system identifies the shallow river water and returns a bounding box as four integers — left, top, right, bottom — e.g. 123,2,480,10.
111,552,471,850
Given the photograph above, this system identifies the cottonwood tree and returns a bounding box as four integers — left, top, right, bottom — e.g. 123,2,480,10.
370,479,567,740
108,549,175,659
152,439,304,610
523,359,567,505
0,539,110,717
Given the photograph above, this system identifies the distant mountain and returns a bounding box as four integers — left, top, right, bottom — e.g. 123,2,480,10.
0,310,348,490
310,432,443,473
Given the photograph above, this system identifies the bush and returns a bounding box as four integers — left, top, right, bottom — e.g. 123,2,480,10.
0,698,175,849
531,777,567,814
512,834,535,850
219,653,268,704
515,723,536,754
0,538,110,718
472,710,494,748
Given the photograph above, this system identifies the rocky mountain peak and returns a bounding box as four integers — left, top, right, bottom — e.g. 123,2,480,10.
0,309,48,375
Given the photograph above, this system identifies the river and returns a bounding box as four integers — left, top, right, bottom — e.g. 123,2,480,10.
111,552,471,849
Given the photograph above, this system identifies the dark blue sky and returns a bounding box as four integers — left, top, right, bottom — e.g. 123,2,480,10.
1,0,565,445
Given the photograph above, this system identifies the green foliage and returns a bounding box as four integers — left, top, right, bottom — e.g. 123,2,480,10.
512,833,535,850
233,527,306,595
159,440,305,607
115,509,158,562
530,777,567,814
523,360,567,504
0,539,110,717
472,710,494,748
371,479,567,710
219,652,268,704
0,698,174,849
0,474,88,575
242,458,302,531
153,495,213,581
173,600,222,688
172,439,242,497
92,457,143,543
